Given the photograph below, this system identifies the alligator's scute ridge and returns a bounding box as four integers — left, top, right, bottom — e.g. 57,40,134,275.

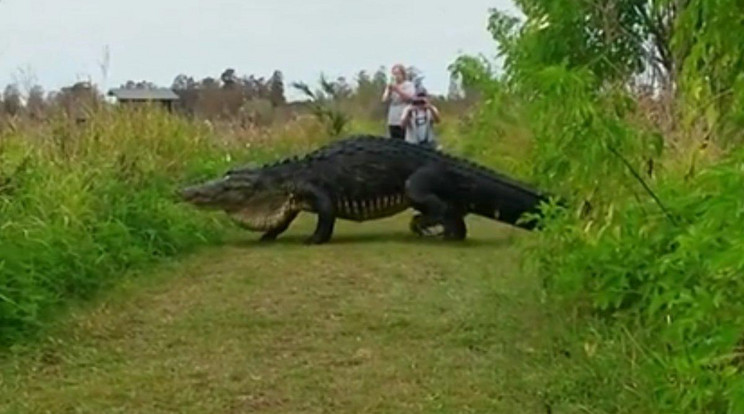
180,134,559,244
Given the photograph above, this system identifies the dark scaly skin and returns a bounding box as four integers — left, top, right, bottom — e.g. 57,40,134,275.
179,134,557,244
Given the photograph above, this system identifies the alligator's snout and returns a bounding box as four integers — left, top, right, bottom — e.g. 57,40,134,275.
178,185,206,204
177,186,192,201
177,179,229,208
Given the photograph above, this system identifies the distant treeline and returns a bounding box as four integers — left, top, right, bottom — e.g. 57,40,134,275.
0,65,474,127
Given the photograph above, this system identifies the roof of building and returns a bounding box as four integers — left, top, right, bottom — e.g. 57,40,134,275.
107,88,180,101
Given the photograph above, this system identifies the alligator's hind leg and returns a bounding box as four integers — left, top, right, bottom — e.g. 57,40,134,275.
405,166,467,241
443,214,467,240
259,211,299,242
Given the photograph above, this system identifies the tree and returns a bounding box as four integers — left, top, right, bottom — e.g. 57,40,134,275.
2,84,22,116
477,0,744,140
120,80,158,89
220,68,238,89
26,85,45,118
372,66,387,86
268,70,286,107
171,74,196,91
483,1,689,92
171,74,199,115
406,65,425,93
447,72,465,100
291,77,351,137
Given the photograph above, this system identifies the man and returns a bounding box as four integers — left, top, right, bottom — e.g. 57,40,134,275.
400,91,440,148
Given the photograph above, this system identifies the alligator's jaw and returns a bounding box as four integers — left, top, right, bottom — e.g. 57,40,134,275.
179,178,297,232
227,199,297,232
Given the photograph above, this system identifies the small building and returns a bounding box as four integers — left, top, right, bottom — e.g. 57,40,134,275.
107,88,180,112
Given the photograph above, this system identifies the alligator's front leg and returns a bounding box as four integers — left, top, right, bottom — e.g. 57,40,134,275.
259,210,299,242
298,184,336,245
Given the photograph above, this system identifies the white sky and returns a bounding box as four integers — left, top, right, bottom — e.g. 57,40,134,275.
0,0,519,100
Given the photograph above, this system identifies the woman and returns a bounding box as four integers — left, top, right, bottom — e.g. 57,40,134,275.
381,64,415,139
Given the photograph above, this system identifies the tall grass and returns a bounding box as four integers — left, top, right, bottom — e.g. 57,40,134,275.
449,62,744,413
0,104,337,347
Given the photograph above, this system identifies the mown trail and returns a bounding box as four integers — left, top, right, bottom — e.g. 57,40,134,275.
0,214,553,413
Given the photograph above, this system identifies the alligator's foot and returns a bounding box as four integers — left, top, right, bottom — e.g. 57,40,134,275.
409,214,444,237
304,234,330,245
259,211,299,243
411,214,467,241
442,215,467,241
259,232,279,242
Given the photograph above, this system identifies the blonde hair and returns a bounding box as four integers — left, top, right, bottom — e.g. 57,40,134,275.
391,64,407,79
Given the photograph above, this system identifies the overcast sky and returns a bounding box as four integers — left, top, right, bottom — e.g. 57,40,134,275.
0,0,518,100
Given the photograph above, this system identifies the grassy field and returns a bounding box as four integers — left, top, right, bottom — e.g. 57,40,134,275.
0,213,556,414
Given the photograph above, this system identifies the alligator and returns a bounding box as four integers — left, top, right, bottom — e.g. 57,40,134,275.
178,134,558,244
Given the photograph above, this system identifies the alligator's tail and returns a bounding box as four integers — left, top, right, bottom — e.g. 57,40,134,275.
469,172,563,231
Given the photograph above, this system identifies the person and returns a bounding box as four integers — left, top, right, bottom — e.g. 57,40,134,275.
381,64,416,139
400,90,440,148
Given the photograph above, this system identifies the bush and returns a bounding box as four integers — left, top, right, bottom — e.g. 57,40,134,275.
448,21,744,413
0,105,340,347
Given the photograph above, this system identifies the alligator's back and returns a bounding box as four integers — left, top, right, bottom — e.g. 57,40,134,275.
293,136,429,196
295,135,545,202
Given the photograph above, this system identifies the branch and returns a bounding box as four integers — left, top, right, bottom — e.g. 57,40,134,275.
606,145,679,226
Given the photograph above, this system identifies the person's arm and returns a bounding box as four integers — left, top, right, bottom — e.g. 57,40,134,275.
400,105,412,126
428,105,441,123
381,84,391,102
390,82,415,102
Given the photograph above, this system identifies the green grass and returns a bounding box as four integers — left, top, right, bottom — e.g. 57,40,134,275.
0,214,559,413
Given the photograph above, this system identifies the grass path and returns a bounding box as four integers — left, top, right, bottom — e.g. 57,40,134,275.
0,214,555,413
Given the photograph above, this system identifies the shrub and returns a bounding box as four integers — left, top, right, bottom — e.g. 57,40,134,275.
0,105,337,346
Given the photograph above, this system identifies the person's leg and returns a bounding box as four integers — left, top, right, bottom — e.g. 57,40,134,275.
388,125,405,140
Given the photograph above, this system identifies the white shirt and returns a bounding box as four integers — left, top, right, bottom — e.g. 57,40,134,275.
386,80,415,126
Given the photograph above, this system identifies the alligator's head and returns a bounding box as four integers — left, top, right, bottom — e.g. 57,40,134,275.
179,169,295,232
